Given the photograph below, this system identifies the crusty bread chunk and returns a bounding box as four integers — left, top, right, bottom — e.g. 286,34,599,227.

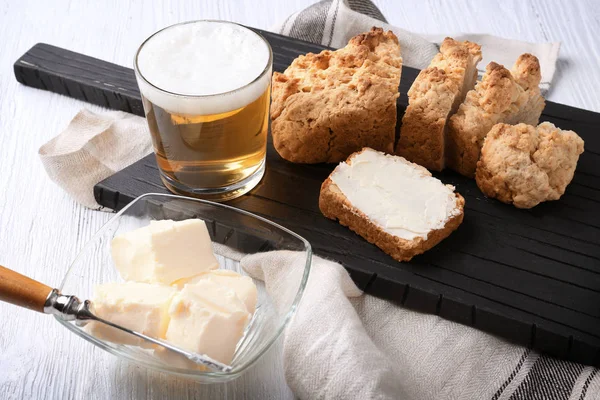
270,28,402,163
396,37,482,171
475,122,584,209
447,54,546,177
319,148,465,262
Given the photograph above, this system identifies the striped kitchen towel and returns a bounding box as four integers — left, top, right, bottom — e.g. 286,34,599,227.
273,0,559,94
235,248,600,400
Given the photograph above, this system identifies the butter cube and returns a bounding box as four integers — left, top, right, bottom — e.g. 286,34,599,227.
172,270,258,314
111,219,219,284
166,280,251,364
85,282,177,347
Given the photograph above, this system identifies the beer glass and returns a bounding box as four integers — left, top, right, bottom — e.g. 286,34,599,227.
134,21,272,201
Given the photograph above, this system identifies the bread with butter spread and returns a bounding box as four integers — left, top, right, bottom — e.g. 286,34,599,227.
319,148,465,262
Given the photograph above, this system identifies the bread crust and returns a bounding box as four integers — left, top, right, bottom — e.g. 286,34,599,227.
446,54,546,178
396,38,482,171
270,27,402,163
319,149,465,262
475,122,584,209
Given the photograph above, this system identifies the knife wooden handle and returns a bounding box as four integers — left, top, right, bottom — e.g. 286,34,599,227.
0,265,53,312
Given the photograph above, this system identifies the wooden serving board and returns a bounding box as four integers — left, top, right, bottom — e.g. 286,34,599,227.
14,28,600,366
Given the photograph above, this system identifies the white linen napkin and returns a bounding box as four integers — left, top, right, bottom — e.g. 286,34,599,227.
231,249,599,400
38,109,151,210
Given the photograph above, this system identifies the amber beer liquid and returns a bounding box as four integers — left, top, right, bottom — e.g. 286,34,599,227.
134,21,273,201
144,87,270,190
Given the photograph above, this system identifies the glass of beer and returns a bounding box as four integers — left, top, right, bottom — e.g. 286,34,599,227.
134,21,272,201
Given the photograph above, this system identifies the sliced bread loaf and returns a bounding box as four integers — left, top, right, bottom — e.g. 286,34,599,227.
270,28,402,163
446,54,546,177
396,37,482,171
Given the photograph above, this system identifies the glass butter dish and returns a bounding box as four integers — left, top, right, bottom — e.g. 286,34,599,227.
56,193,312,382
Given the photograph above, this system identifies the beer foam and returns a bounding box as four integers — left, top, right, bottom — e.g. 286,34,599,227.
136,21,271,115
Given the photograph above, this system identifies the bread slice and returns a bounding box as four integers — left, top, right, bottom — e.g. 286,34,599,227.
446,54,546,177
396,38,482,171
270,27,402,163
319,148,465,262
475,122,584,209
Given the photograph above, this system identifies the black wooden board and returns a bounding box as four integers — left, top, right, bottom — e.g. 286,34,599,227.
15,29,600,366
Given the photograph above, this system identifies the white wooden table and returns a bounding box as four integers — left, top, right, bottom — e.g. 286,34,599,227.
1,1,598,399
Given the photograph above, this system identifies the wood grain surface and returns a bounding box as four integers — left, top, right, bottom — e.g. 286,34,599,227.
1,1,600,399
